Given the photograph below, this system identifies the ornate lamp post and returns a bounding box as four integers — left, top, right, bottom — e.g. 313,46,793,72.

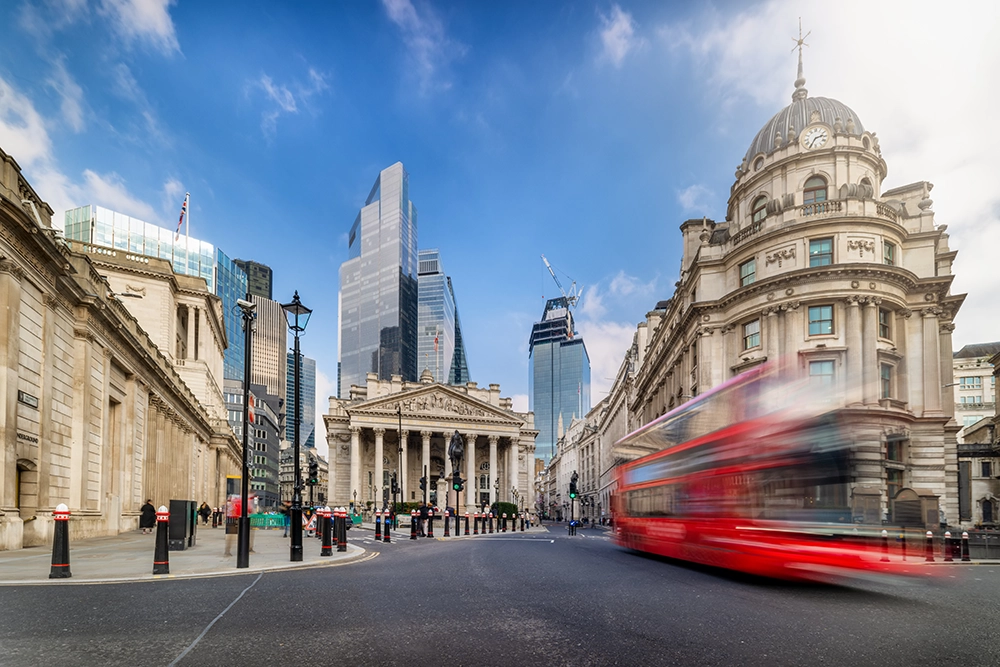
281,291,312,562
236,297,256,569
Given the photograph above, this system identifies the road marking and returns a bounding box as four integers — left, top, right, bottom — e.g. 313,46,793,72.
168,572,263,666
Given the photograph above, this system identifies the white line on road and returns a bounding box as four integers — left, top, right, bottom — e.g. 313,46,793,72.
169,572,263,666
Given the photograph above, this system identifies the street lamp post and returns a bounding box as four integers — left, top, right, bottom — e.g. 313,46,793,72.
397,405,403,521
236,296,256,569
281,291,312,563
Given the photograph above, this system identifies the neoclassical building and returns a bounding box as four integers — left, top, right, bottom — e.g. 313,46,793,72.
585,55,964,529
324,371,537,513
0,146,241,550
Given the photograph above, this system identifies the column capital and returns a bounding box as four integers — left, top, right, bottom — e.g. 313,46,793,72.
374,427,386,437
350,426,361,435
488,434,500,445
420,430,433,440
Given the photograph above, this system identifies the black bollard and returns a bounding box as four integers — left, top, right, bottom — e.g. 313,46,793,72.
464,513,470,536
880,529,889,563
521,514,525,532
944,531,953,562
427,510,435,537
321,507,333,556
455,513,460,537
153,506,170,574
925,530,935,562
383,511,391,544
337,508,348,553
444,509,451,537
900,532,907,561
962,531,971,562
501,513,507,533
474,513,480,535
375,511,382,541
49,503,71,579
489,513,494,534
410,510,417,540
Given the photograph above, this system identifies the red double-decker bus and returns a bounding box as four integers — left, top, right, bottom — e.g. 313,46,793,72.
612,364,916,582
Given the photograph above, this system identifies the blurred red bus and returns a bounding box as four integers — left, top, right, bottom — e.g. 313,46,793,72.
612,364,916,582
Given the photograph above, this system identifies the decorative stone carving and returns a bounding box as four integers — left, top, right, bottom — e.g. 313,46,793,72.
765,247,796,267
393,393,488,417
847,239,876,258
846,117,856,133
851,280,860,289
810,110,821,123
940,322,956,334
834,116,843,132
785,288,794,296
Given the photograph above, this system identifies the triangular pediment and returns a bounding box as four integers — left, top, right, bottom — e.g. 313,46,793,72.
349,384,523,426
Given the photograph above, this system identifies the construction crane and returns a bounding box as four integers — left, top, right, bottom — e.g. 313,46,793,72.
541,254,581,309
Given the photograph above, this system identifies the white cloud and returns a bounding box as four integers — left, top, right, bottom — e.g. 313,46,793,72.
314,368,337,459
81,170,158,221
253,69,329,139
677,184,712,212
0,77,53,168
576,319,637,401
46,57,85,132
381,0,467,94
98,0,180,55
657,0,1000,349
511,394,528,413
598,4,643,68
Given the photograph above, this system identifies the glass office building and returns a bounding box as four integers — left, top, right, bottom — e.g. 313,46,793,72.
64,204,248,381
529,297,591,462
233,259,273,300
286,353,316,449
417,249,456,383
447,277,471,385
339,162,419,396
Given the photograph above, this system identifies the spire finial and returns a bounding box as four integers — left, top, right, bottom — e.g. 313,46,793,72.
791,18,810,102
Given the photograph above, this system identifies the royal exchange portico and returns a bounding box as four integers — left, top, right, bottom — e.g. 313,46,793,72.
324,371,537,513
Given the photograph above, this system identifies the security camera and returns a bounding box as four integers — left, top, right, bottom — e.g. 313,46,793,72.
236,299,256,311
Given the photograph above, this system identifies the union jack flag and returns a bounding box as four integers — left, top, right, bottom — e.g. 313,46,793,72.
174,193,189,241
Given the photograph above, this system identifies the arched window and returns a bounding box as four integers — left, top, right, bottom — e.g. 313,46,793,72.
751,195,768,223
804,176,827,204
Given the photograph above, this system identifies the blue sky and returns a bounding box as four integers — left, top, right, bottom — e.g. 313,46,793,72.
3,0,998,456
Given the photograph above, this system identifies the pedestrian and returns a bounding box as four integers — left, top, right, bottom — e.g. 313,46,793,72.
418,502,428,536
280,501,290,538
139,499,156,534
198,502,211,525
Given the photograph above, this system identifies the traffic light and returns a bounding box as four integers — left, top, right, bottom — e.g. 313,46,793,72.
419,476,427,491
308,459,319,485
569,480,578,499
452,474,464,492
391,474,399,496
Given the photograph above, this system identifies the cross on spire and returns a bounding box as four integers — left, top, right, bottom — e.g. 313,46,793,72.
791,18,810,101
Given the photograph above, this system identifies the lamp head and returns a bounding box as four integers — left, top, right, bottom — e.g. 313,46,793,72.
281,290,312,332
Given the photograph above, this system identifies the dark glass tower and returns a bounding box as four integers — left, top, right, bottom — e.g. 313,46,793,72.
529,297,591,462
286,353,316,449
233,259,273,300
339,162,419,396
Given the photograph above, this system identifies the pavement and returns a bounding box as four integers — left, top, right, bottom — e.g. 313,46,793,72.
0,523,367,585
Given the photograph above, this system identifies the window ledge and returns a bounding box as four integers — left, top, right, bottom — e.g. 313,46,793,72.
879,398,908,410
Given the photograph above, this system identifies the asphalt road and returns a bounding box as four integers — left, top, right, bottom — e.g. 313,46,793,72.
2,525,998,667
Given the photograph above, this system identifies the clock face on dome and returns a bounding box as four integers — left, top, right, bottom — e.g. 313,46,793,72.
801,126,829,150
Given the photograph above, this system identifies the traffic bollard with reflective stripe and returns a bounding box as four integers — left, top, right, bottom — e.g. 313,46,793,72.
464,512,470,535
880,529,889,562
337,508,348,553
321,507,333,556
153,506,170,574
962,531,971,562
925,531,935,562
489,513,494,534
49,503,72,579
383,511,391,543
410,510,418,540
474,513,479,535
444,509,451,537
375,511,382,541
502,513,507,533
944,531,953,562
427,510,435,538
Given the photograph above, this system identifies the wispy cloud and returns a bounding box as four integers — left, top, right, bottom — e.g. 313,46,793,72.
253,68,329,139
381,0,467,94
97,0,181,55
598,4,643,68
677,184,712,212
45,58,86,132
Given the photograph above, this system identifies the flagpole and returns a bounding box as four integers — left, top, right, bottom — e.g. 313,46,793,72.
185,192,191,253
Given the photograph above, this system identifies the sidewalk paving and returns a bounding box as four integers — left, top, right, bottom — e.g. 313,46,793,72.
0,524,365,586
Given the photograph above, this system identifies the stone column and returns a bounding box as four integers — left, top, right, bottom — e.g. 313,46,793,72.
0,261,23,513
764,307,779,362
862,298,880,405
465,433,477,511
509,439,519,505
186,305,196,361
489,435,499,506
374,427,385,507
939,322,956,420
399,429,409,503
421,431,431,492
922,307,943,416
844,297,862,405
781,302,800,377
349,426,360,509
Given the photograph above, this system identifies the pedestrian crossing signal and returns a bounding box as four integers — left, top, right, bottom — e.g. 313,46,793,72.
452,475,464,492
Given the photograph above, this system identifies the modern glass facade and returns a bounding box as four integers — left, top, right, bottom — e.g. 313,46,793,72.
447,276,471,385
286,353,316,449
233,259,273,300
417,249,456,383
339,162,419,396
529,297,592,462
64,205,248,382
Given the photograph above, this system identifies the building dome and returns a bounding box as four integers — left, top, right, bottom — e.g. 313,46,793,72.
744,96,865,163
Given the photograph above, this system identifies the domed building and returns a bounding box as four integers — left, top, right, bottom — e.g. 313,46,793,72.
617,53,966,529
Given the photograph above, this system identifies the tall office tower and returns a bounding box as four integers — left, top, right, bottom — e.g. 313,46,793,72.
233,259,273,300
339,162,419,396
250,295,287,409
417,249,456,383
529,297,591,462
286,352,317,449
447,277,471,384
224,379,281,508
63,205,248,382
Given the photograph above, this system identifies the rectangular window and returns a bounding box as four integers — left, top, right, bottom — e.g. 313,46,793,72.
887,469,902,500
982,462,992,478
886,439,905,462
878,308,891,339
883,241,896,266
808,305,834,335
880,364,892,399
959,376,982,390
961,395,984,405
964,415,983,428
743,319,760,350
809,238,833,267
739,258,756,287
809,360,835,387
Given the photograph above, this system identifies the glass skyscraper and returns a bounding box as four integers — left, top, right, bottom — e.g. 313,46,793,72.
64,205,248,381
417,249,456,383
339,162,419,396
529,297,591,462
447,276,471,385
286,353,316,449
233,259,273,300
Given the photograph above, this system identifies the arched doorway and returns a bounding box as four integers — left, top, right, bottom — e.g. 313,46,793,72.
15,459,38,517
983,498,994,524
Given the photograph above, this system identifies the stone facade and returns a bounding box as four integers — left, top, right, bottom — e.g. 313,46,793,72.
0,146,241,551
324,370,537,513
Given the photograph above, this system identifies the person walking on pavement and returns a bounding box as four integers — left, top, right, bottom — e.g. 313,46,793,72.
418,502,428,536
198,502,211,525
139,499,156,534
